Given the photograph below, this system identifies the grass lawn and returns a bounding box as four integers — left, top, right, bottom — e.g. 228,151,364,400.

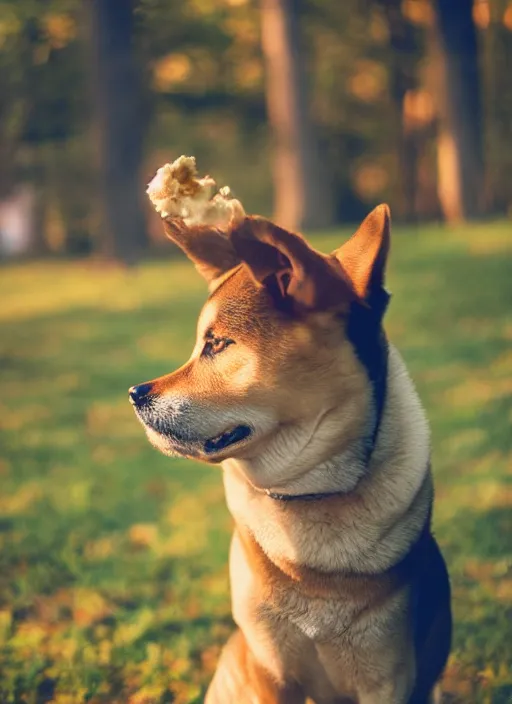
1,220,511,704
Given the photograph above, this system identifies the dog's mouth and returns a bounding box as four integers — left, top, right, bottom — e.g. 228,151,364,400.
136,408,254,458
204,424,252,455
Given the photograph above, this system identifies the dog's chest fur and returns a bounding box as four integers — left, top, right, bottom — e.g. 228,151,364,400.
230,528,413,701
222,346,432,699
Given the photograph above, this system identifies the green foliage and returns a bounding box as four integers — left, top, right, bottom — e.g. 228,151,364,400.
0,1,85,147
2,0,512,253
1,222,511,702
0,0,89,253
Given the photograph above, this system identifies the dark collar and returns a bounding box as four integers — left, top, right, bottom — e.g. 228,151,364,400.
267,289,390,503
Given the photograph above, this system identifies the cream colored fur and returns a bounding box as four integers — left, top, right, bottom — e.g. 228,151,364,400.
223,344,431,574
207,345,434,704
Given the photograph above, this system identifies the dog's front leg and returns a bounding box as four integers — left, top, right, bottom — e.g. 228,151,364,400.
205,629,305,704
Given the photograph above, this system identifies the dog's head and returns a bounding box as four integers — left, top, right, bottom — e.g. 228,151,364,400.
130,206,391,492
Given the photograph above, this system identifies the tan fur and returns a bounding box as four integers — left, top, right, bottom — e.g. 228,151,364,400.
211,346,432,704
129,207,451,704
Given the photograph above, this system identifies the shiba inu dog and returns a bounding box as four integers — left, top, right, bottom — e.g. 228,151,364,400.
129,205,452,704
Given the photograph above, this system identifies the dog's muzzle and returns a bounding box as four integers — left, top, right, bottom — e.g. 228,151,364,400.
128,385,253,456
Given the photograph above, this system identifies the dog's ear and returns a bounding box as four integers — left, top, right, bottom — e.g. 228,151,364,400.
163,219,241,284
229,217,353,311
333,204,391,301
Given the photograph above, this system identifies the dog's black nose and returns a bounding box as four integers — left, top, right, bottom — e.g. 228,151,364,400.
129,383,153,407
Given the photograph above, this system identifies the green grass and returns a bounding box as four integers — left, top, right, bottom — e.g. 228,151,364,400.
0,221,511,704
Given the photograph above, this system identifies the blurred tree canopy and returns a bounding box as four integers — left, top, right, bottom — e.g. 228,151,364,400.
0,0,510,261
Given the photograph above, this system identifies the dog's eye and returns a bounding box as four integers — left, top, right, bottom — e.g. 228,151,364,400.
201,337,234,358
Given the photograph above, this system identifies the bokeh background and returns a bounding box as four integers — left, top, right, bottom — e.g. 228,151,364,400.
0,1,511,703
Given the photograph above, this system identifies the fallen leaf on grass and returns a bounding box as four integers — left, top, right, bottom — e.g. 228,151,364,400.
72,589,112,628
128,684,170,704
0,609,12,641
496,578,512,603
0,481,43,514
129,523,159,549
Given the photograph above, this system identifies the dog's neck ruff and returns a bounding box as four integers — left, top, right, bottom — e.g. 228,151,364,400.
266,288,391,503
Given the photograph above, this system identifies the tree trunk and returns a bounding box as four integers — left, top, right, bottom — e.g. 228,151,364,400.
432,0,484,222
379,0,419,222
86,0,147,264
260,0,335,231
482,0,510,214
